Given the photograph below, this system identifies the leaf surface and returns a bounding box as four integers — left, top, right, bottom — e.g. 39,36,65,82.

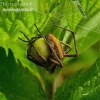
0,47,47,100
54,57,100,100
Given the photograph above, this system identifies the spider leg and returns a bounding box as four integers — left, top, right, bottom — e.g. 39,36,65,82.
64,54,78,57
27,54,42,66
31,36,40,42
27,44,48,68
20,31,30,41
18,37,28,42
18,31,30,42
49,47,63,67
27,50,43,67
48,63,57,73
51,19,78,57
49,58,63,67
48,59,63,73
60,41,77,57
60,41,71,54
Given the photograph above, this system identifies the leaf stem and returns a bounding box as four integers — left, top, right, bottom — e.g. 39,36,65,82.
44,74,55,100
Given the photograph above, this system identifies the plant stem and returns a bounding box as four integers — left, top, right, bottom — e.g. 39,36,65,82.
44,74,55,100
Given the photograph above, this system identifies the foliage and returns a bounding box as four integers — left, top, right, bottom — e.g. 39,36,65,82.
0,47,47,100
0,0,100,100
54,57,100,100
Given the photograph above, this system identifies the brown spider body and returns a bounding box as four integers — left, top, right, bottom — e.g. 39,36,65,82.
18,19,78,73
45,34,64,60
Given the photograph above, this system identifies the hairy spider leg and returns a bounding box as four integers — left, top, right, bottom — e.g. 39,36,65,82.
60,41,71,54
51,19,78,57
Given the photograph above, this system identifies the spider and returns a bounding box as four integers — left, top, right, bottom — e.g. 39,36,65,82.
18,20,78,73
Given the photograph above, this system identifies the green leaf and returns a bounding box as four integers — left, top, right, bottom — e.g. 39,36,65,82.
0,47,47,100
0,0,39,73
54,57,100,100
0,92,7,100
72,0,87,18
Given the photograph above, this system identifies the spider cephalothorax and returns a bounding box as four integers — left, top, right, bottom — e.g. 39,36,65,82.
18,20,78,73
